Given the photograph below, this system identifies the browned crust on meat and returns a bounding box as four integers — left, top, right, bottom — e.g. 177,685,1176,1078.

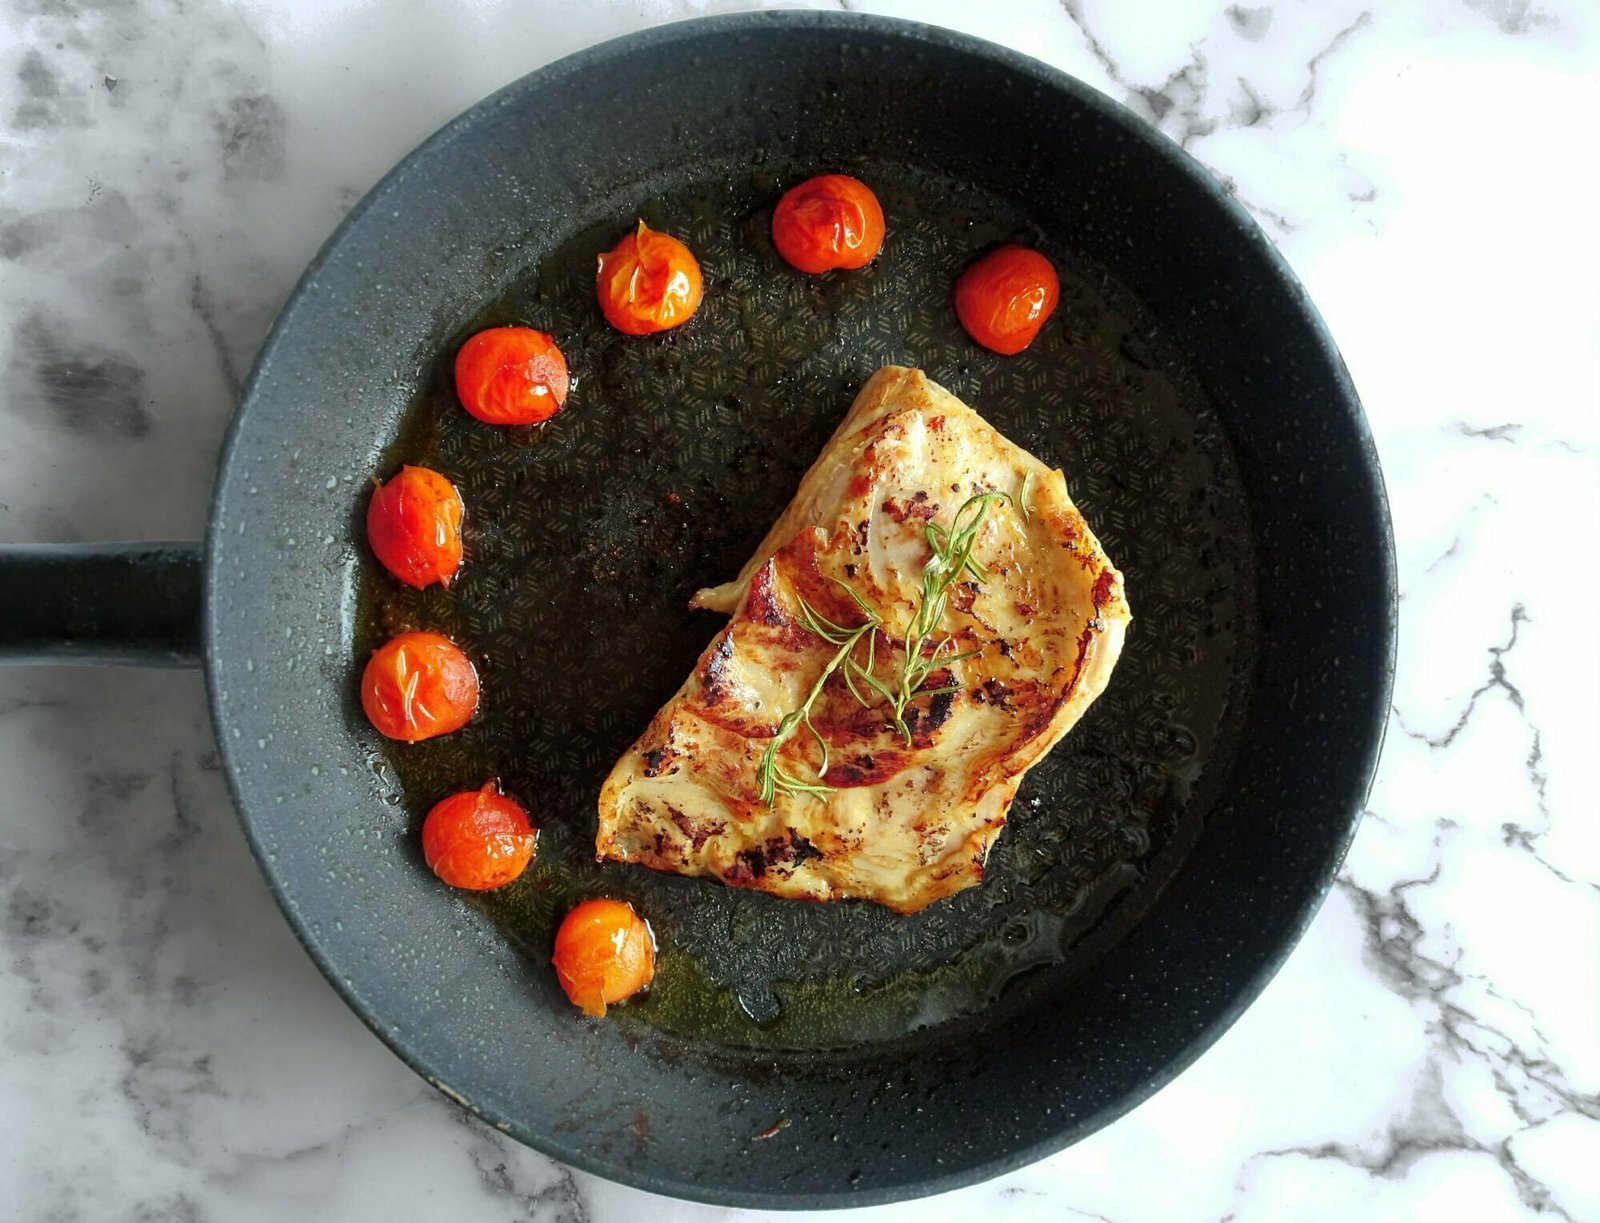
596,368,1131,914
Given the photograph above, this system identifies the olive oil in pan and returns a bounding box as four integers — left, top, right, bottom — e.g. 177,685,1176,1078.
634,859,1143,1050
358,160,1254,1051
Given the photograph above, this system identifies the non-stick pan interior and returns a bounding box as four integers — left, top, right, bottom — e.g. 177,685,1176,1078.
209,13,1391,1207
363,160,1254,1050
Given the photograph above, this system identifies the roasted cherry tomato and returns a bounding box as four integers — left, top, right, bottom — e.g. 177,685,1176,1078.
552,898,656,1018
366,465,464,590
422,780,536,891
595,221,703,335
954,245,1060,355
360,631,479,743
454,326,570,424
771,174,886,273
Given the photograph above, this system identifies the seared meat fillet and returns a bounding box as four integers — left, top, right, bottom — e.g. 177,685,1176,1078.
597,366,1130,913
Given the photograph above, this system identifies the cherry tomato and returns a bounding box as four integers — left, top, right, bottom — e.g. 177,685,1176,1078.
366,465,464,590
360,631,479,743
422,780,536,891
595,221,703,335
954,245,1060,355
771,174,886,273
552,898,656,1018
454,326,570,425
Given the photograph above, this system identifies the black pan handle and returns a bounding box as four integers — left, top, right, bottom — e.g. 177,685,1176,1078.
0,542,203,668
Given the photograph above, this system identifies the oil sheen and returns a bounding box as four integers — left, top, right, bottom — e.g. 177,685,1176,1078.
359,161,1254,1052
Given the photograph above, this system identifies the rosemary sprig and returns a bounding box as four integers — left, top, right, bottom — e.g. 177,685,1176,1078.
882,490,1008,743
754,491,1009,803
755,592,880,804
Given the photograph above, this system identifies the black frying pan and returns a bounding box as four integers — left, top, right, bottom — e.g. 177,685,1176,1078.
0,12,1394,1210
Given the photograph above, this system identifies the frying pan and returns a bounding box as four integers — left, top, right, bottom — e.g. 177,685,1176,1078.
0,11,1395,1210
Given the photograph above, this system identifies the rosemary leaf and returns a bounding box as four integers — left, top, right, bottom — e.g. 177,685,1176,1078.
755,593,880,805
758,490,1009,798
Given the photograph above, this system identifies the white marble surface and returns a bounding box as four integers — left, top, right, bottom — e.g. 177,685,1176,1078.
2,0,1597,1218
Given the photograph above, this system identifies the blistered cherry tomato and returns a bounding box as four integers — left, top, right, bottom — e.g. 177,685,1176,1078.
595,222,703,335
366,465,464,590
552,898,656,1018
454,326,570,424
422,780,536,891
360,631,479,742
771,174,885,273
954,245,1060,355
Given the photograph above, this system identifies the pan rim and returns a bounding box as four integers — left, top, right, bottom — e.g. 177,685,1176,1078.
205,9,1397,1210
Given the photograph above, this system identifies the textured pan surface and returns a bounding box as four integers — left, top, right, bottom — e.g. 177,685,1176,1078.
593,366,1131,916
206,12,1394,1209
366,169,1240,1041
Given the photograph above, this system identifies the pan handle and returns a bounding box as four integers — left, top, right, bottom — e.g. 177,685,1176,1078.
0,542,203,668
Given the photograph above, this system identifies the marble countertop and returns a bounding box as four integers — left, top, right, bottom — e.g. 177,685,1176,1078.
2,1,1596,1219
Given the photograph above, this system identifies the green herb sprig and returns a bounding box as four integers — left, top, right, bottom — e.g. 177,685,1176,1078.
754,491,1008,805
754,589,881,804
880,491,1008,743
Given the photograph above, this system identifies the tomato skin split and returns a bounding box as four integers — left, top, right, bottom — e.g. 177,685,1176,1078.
454,326,570,424
422,780,537,891
367,465,464,590
771,174,886,274
360,631,479,743
596,222,704,335
552,898,657,1018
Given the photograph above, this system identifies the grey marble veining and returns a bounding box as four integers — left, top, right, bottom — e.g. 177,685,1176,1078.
2,1,1597,1220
